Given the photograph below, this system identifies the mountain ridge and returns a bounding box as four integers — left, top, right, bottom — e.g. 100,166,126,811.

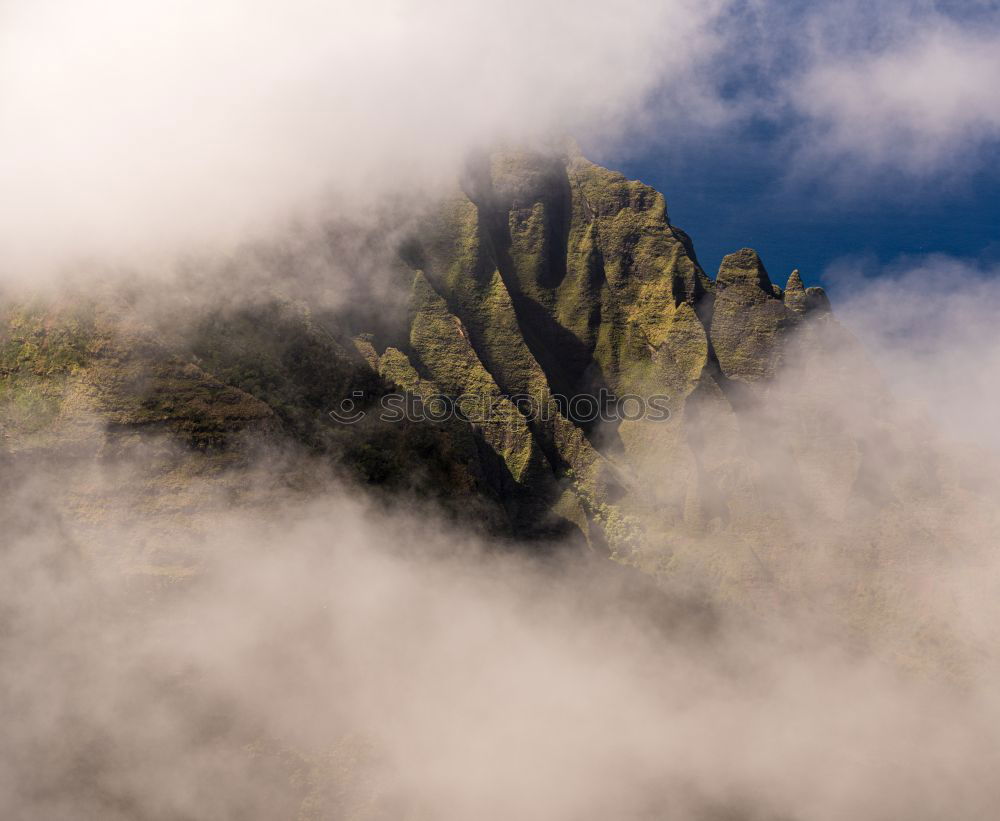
1,147,846,557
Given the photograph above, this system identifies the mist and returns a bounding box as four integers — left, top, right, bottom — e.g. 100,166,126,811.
3,254,1000,818
3,2,1000,818
3,424,1000,820
0,0,725,283
7,0,996,286
831,255,1000,451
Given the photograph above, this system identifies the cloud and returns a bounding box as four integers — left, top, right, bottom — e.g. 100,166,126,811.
0,0,725,283
2,194,1000,819
3,0,997,285
4,456,1000,820
791,22,1000,174
3,5,1000,817
828,253,1000,449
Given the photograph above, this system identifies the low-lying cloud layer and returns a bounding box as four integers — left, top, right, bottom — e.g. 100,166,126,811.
3,454,1000,820
830,254,1000,449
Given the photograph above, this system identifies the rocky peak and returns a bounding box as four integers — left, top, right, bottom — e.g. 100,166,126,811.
784,269,807,313
715,248,775,296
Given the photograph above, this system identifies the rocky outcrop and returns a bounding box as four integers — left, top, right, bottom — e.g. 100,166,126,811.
784,269,807,313
0,147,844,555
710,249,790,382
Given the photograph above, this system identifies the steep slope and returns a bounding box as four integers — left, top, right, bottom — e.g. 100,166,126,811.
0,148,846,558
395,147,839,554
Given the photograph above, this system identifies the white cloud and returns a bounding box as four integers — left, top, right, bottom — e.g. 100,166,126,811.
829,253,1000,449
0,0,725,282
4,463,1000,819
2,0,998,283
790,22,1000,173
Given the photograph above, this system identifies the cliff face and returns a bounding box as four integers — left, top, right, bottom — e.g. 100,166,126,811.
392,148,841,551
0,148,847,555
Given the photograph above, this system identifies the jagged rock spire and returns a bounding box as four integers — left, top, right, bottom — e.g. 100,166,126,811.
716,248,775,295
710,248,789,382
784,269,807,313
